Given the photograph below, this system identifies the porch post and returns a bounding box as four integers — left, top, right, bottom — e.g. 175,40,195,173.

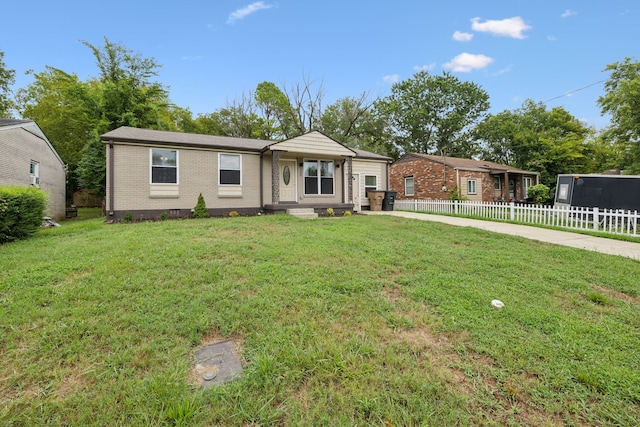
347,157,353,203
503,171,509,200
271,150,283,204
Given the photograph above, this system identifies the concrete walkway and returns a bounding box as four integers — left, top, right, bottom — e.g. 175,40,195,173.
361,210,640,261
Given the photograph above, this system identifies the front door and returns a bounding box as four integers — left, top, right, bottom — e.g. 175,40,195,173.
279,160,296,202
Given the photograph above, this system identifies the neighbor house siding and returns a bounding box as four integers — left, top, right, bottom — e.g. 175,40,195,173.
352,159,388,207
0,125,66,219
108,143,261,217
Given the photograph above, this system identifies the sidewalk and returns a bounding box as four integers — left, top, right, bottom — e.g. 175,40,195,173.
361,210,640,261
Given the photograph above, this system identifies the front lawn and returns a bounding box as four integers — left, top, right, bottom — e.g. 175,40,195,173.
1,215,638,425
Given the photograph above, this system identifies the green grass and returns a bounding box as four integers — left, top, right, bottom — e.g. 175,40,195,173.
1,214,639,426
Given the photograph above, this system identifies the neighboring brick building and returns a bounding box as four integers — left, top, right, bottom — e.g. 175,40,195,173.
390,153,539,202
0,119,66,219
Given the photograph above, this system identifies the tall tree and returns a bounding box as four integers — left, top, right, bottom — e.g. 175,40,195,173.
320,95,393,156
475,99,592,186
597,57,640,172
82,37,173,132
0,49,16,117
374,71,490,157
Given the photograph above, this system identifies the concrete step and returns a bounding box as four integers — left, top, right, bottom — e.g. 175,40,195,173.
286,208,318,219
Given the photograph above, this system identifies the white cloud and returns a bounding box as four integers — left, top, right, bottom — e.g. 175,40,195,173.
547,35,557,41
470,16,532,39
383,74,400,84
413,63,436,72
227,2,273,24
493,66,512,76
453,31,474,42
443,53,494,73
561,9,577,18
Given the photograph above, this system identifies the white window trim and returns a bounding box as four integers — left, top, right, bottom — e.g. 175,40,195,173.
30,161,40,186
364,174,378,196
303,159,335,196
150,148,179,185
218,153,242,186
467,179,477,195
493,176,501,191
404,176,414,196
523,177,532,198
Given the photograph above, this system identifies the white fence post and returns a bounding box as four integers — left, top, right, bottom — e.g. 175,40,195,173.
510,202,515,221
454,200,459,215
593,207,599,232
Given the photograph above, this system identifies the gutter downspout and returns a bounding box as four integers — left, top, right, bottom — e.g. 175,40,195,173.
108,140,114,217
341,159,346,203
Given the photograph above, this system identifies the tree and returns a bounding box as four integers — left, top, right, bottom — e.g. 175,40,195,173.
76,132,106,196
475,99,592,186
320,95,393,156
17,67,101,171
374,71,490,157
0,49,16,117
598,57,640,172
598,57,640,143
82,37,173,132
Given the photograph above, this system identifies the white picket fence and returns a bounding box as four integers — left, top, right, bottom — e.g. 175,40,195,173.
394,199,640,237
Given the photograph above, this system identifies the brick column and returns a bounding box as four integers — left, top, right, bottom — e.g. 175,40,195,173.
271,150,283,204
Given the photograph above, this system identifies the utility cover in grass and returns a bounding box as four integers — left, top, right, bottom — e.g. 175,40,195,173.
192,340,243,388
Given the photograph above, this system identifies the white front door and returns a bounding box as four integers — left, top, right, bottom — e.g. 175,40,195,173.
280,160,296,202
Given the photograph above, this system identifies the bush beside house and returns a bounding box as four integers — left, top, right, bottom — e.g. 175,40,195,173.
0,186,47,244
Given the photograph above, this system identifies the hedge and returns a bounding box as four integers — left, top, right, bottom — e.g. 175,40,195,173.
0,186,48,244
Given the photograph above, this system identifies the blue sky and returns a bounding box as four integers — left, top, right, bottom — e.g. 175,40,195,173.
1,1,638,130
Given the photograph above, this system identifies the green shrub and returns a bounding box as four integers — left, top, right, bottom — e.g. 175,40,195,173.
160,212,169,221
0,186,47,244
193,193,209,218
123,212,133,223
228,211,239,217
326,207,335,216
344,210,352,216
527,184,552,204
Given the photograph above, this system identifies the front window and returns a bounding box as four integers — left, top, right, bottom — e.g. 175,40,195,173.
151,149,177,184
493,176,501,190
304,160,334,195
467,179,477,195
364,175,377,197
219,153,241,185
29,161,40,186
404,176,414,196
524,177,532,198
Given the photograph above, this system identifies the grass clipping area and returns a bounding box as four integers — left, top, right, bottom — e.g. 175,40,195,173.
1,215,639,426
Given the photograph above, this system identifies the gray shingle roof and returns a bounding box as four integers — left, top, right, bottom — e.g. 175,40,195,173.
404,153,537,175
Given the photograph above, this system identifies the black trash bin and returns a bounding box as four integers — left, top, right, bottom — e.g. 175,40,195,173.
382,191,397,211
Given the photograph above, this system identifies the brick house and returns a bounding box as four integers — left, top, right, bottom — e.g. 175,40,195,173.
390,153,539,202
0,119,66,219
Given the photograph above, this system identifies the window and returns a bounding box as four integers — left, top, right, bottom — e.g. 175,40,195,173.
364,175,377,197
219,153,241,185
29,161,40,186
467,179,477,195
404,176,414,196
523,177,532,198
493,176,501,190
304,160,334,195
151,149,178,184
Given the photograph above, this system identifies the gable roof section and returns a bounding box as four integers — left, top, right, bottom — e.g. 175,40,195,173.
267,131,356,157
0,119,65,166
400,153,537,175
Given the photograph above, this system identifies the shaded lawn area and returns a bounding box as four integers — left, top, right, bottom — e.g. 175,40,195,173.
0,214,638,426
